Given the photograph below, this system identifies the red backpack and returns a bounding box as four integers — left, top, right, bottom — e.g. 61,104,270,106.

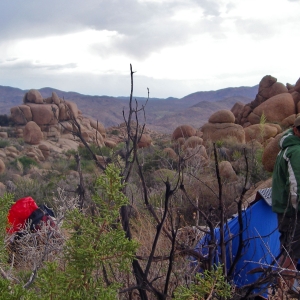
7,197,39,234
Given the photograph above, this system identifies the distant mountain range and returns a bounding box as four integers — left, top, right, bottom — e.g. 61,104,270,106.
0,85,258,133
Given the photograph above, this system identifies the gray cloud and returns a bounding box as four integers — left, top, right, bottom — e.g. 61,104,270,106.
0,60,77,71
0,0,225,59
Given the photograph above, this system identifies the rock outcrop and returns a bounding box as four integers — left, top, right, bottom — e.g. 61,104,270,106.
172,125,196,140
23,121,44,145
0,159,5,174
209,110,235,124
261,134,283,172
248,93,295,125
201,122,245,144
138,134,152,148
233,76,300,127
7,89,108,152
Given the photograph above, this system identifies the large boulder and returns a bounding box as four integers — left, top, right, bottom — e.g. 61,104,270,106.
23,121,43,145
0,159,5,174
65,101,79,119
59,121,73,133
201,123,245,144
38,144,50,159
219,161,237,182
10,105,32,125
0,182,5,197
268,82,288,98
185,145,208,159
90,119,106,137
281,114,296,128
52,92,61,105
27,103,59,125
262,134,283,172
209,109,235,124
231,102,245,122
249,93,295,124
291,91,300,106
138,134,152,148
25,89,44,104
58,101,79,121
259,75,277,90
104,139,117,149
244,124,278,144
259,76,288,99
172,125,196,140
294,77,300,93
163,148,178,160
183,136,203,149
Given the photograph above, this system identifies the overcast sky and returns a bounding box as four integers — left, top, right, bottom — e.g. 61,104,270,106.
0,0,299,98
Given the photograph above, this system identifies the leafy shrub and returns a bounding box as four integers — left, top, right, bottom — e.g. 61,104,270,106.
174,265,232,299
16,138,25,146
51,156,77,173
0,164,138,299
10,156,38,173
215,140,224,148
78,144,111,160
0,114,14,126
13,179,52,205
80,159,97,173
232,150,242,161
0,139,10,148
111,129,119,135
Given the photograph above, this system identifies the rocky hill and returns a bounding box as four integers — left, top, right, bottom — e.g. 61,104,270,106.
0,85,258,133
0,73,300,213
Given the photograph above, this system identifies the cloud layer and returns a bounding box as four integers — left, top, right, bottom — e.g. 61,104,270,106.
0,0,299,97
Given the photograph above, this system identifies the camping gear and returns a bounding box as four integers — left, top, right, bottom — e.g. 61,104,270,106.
7,197,56,234
195,188,281,298
7,196,39,234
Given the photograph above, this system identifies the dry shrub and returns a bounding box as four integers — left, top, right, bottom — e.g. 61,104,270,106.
6,221,65,270
130,207,197,298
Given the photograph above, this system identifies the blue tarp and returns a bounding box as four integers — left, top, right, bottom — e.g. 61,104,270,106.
195,199,281,297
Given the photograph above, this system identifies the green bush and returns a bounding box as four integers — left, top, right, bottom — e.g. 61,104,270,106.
10,156,38,173
78,144,111,160
0,114,14,126
0,139,10,148
111,129,119,135
0,164,138,299
174,265,232,300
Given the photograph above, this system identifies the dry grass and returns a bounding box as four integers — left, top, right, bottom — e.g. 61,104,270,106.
130,207,202,299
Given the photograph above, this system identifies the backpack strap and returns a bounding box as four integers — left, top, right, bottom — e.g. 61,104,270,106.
28,208,45,231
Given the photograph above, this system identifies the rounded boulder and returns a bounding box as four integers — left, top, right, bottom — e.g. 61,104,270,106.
209,109,235,124
163,147,178,160
172,125,196,140
251,93,295,124
219,161,237,182
138,134,152,148
201,122,245,144
10,105,32,125
258,75,277,91
244,124,278,143
90,119,106,137
23,121,43,145
262,134,283,172
0,159,5,174
27,103,59,125
183,136,203,149
25,89,44,104
294,77,300,93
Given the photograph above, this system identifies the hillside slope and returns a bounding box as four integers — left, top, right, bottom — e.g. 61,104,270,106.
0,85,257,132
